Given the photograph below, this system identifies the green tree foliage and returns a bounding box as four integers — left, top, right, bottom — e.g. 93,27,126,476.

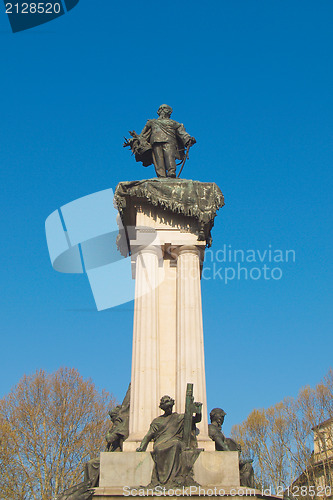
0,367,116,500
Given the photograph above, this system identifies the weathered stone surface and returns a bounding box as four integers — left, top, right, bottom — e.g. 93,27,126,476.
193,451,240,487
99,452,153,488
98,451,240,489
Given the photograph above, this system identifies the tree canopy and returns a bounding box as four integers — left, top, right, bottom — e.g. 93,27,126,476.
231,369,333,495
0,367,116,500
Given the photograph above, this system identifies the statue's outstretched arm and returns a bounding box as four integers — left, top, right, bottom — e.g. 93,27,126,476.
139,121,151,139
136,428,155,452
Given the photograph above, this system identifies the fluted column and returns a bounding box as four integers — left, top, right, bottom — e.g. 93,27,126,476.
175,245,213,449
123,246,159,451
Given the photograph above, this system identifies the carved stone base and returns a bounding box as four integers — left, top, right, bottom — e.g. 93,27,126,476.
99,452,153,488
193,451,240,487
98,451,240,489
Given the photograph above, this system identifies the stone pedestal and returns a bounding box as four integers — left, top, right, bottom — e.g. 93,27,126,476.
123,203,213,451
92,182,279,500
98,451,240,489
99,452,154,488
193,451,240,487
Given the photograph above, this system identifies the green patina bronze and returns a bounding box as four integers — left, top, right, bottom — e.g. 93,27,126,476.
136,385,202,489
184,383,202,450
208,408,255,488
123,104,196,178
114,178,224,251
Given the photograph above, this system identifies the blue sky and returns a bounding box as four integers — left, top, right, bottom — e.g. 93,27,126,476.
0,0,332,434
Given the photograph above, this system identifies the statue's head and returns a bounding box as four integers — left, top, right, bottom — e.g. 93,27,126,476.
157,104,173,118
210,408,226,425
159,395,175,411
109,405,122,422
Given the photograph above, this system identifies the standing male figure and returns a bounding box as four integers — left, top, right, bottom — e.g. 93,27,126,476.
124,104,196,178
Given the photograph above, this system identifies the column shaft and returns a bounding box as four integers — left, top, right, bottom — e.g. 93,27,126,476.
176,246,212,449
125,247,159,449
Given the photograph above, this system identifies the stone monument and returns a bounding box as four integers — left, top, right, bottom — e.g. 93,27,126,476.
47,106,279,500
112,176,223,453
94,105,240,498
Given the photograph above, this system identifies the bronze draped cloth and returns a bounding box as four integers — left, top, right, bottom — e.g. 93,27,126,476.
148,413,185,487
114,179,224,251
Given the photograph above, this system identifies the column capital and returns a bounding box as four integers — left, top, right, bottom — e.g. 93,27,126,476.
178,245,201,256
170,244,205,262
137,245,161,255
130,243,163,258
130,245,163,280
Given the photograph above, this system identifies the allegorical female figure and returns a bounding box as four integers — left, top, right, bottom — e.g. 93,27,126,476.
136,395,201,487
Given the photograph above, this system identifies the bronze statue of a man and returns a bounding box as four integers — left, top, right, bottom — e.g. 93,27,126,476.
124,105,196,178
208,408,255,489
136,395,201,488
208,408,229,451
